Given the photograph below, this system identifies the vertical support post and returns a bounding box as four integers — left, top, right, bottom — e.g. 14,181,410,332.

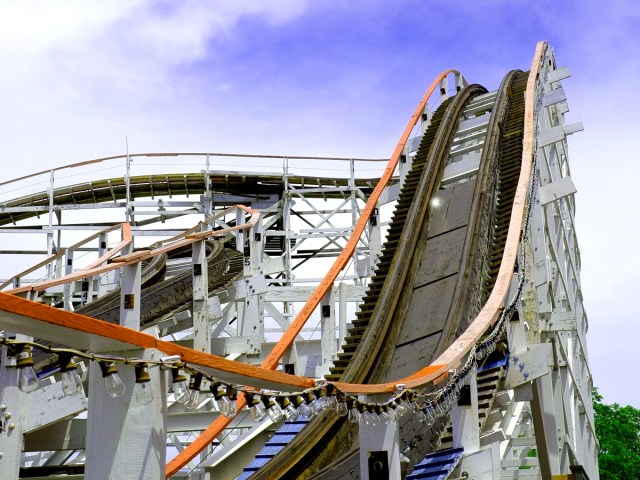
85,255,165,479
85,346,167,480
338,282,348,348
125,145,132,224
119,261,142,331
359,413,401,480
91,232,108,297
421,103,431,134
62,249,74,311
451,371,480,452
316,289,336,377
192,239,210,353
368,206,381,273
439,75,449,104
349,159,361,283
236,212,265,356
235,209,245,254
46,170,55,280
531,372,562,479
0,334,31,478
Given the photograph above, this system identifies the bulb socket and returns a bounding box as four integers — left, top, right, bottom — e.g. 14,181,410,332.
188,372,203,391
99,361,118,378
58,352,77,372
16,345,35,368
135,363,151,383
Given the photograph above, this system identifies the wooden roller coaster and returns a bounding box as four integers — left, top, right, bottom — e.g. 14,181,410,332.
0,41,597,480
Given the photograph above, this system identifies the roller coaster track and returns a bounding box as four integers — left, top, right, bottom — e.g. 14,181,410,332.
0,41,597,480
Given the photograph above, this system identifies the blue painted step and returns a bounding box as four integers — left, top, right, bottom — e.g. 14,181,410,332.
237,420,309,480
406,447,464,480
478,352,509,372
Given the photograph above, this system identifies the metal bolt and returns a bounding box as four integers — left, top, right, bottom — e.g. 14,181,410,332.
4,412,11,420
0,404,6,411
7,423,15,431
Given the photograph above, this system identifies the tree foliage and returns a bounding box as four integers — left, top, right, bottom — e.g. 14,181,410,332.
593,389,640,480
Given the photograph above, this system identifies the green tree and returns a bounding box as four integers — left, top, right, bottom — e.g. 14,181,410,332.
593,389,640,480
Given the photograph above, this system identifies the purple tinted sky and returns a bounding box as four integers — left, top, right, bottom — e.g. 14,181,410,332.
1,0,638,406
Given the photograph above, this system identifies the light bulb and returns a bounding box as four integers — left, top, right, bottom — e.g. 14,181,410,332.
134,382,154,405
61,369,83,396
311,388,328,414
362,409,376,426
336,401,348,417
16,346,39,393
171,366,189,404
394,399,412,418
246,394,267,422
58,353,83,396
250,402,267,422
210,383,237,418
298,402,313,419
185,373,203,410
185,389,201,410
99,362,126,398
284,404,299,420
380,407,395,425
277,397,299,421
219,395,237,418
173,380,189,403
18,365,39,393
134,364,153,406
423,407,435,427
105,372,126,398
348,407,360,423
267,402,284,423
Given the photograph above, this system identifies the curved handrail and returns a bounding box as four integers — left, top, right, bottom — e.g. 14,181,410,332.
165,68,463,477
0,152,387,188
0,223,126,290
332,41,547,394
5,205,259,295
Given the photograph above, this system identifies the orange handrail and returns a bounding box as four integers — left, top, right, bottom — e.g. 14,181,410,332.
6,205,259,295
165,68,462,477
329,41,547,393
0,292,315,391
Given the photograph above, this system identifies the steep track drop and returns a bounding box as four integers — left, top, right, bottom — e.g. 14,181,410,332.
248,70,529,479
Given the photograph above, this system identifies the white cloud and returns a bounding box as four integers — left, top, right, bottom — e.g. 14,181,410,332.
0,1,312,174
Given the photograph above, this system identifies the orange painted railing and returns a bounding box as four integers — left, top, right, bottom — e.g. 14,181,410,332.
6,205,259,295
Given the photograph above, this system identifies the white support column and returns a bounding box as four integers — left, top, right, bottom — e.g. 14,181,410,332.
192,239,210,353
46,170,55,280
235,208,245,253
92,232,108,297
531,371,562,479
85,260,166,480
0,335,30,479
62,249,74,311
359,415,401,480
368,206,382,274
85,346,167,480
316,289,336,377
338,282,348,348
451,371,480,453
119,261,142,331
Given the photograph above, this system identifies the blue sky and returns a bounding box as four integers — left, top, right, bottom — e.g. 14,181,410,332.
1,0,639,406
